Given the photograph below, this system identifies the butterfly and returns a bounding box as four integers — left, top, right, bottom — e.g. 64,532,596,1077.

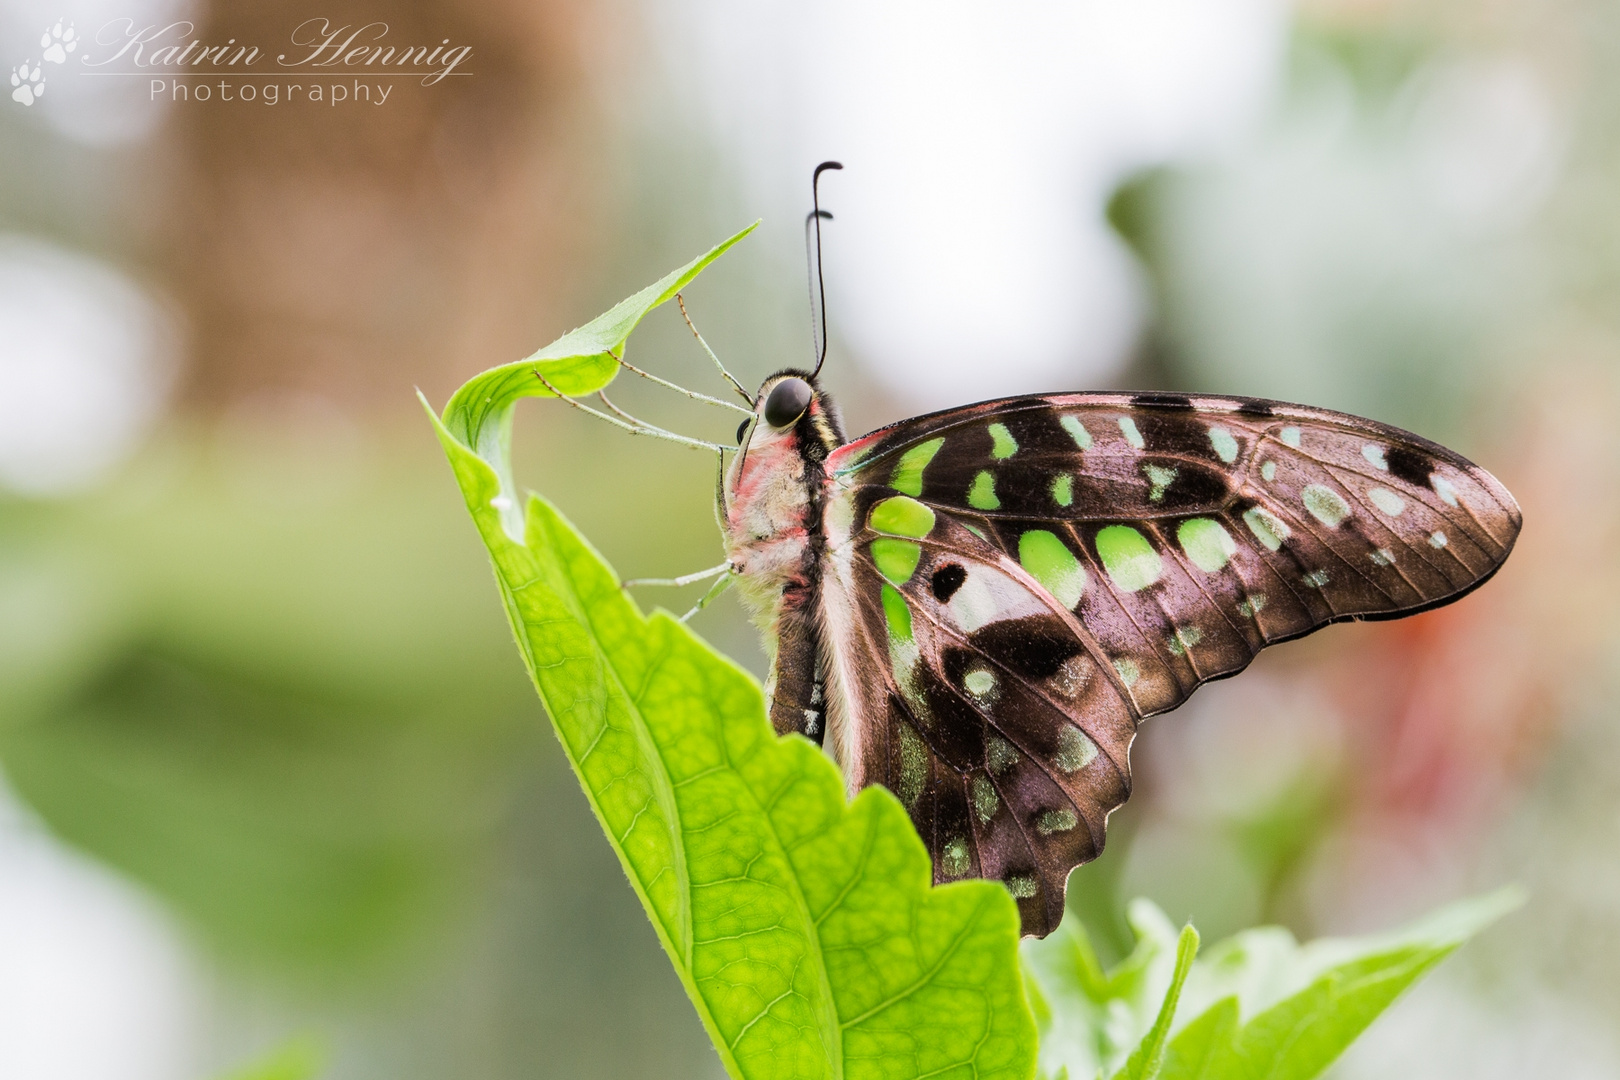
547,165,1525,938
719,373,1519,938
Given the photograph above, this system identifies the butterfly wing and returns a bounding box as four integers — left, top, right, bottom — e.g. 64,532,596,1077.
817,393,1520,936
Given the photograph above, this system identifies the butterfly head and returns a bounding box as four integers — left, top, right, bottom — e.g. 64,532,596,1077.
722,370,847,545
733,369,845,467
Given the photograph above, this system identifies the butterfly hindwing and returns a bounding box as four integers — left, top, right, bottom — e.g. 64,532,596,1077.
818,393,1520,935
823,511,1136,936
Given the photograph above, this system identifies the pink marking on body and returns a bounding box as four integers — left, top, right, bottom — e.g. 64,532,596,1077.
825,431,881,474
726,431,809,536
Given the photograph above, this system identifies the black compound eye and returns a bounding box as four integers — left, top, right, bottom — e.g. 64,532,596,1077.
736,418,751,445
763,377,813,429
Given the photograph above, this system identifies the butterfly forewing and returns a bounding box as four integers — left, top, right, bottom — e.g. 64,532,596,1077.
820,393,1520,936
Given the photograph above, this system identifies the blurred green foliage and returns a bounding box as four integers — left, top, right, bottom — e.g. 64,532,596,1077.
1025,892,1518,1080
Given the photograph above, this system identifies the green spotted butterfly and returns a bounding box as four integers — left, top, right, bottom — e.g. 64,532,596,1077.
584,168,1524,939
720,375,1519,938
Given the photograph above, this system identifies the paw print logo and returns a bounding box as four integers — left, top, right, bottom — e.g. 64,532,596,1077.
10,61,45,107
40,21,77,65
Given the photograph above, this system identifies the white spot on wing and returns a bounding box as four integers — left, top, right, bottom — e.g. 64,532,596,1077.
1112,657,1140,688
1368,487,1406,516
1049,654,1092,699
946,565,1047,633
1362,444,1389,470
1432,474,1460,507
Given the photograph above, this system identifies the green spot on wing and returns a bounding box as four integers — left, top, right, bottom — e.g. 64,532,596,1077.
1118,417,1144,449
1095,525,1162,591
1208,424,1239,464
1055,727,1098,773
898,724,928,809
964,670,996,697
1144,463,1178,502
1036,809,1078,835
1243,507,1291,551
889,437,945,496
1018,529,1087,609
872,538,923,585
1060,415,1093,450
1051,473,1074,507
968,470,1000,510
881,584,913,643
988,422,1019,459
987,736,1019,775
972,776,999,823
869,495,936,538
1006,875,1039,899
1177,517,1238,573
1302,484,1351,527
942,837,971,879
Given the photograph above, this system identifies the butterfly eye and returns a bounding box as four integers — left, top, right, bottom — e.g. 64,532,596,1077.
764,377,813,429
736,418,751,445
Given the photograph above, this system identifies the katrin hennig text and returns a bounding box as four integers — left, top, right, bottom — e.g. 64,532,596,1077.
84,18,471,85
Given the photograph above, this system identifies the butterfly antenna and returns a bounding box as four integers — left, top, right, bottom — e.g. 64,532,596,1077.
677,294,754,405
807,160,842,378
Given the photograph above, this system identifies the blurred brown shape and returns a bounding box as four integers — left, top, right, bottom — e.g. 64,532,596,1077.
157,0,617,414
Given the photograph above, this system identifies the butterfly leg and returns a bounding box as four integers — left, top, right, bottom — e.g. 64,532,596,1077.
531,370,727,453
621,561,732,589
676,293,753,404
678,570,735,623
607,345,753,415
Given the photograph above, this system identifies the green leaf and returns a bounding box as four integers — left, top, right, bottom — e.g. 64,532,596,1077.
1023,900,1185,1080
1156,998,1240,1080
1111,924,1198,1080
1028,890,1519,1080
425,238,1035,1080
1163,888,1522,1080
440,221,756,536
